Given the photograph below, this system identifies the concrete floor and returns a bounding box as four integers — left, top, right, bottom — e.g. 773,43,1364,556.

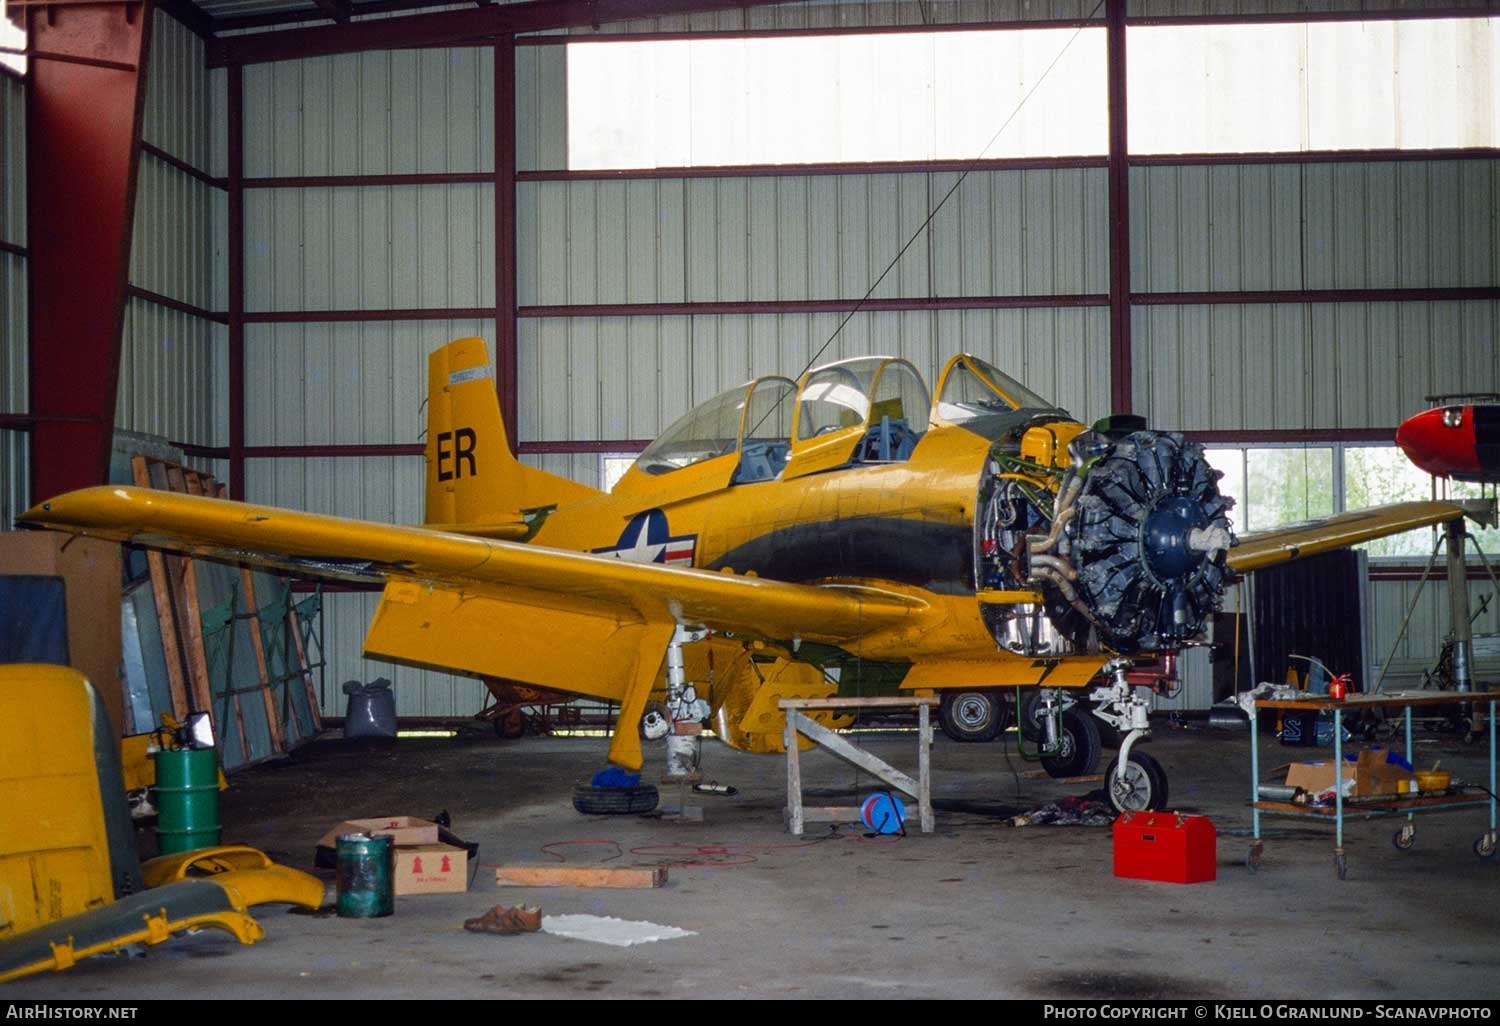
11,718,1500,1000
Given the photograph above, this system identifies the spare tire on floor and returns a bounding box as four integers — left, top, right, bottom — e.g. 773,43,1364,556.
572,783,660,815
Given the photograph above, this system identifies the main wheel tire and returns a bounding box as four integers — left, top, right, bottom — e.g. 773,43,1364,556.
938,690,1008,743
571,783,660,815
493,709,526,739
1040,708,1102,779
1019,689,1045,742
1103,749,1169,812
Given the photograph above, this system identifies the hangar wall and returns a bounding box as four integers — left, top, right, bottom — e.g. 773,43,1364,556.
0,67,24,528
226,1,1498,715
122,10,226,453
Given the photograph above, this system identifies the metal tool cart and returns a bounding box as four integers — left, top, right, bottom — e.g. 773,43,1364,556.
1248,691,1498,879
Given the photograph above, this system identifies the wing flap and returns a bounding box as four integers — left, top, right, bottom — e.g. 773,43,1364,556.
1227,499,1490,574
21,486,928,645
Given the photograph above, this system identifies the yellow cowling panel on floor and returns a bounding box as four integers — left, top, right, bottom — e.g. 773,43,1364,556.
0,666,121,939
141,846,273,887
142,848,326,910
201,867,327,911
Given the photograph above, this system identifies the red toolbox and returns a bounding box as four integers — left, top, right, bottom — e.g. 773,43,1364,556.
1113,812,1217,883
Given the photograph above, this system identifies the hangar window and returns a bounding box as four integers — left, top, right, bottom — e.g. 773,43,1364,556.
0,3,22,76
1206,446,1335,535
1130,18,1500,154
1206,443,1499,561
565,28,1107,169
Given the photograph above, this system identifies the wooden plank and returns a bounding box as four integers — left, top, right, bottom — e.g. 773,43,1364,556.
131,456,191,721
182,471,253,760
798,807,862,823
779,696,939,710
180,469,248,763
164,466,227,741
792,711,922,798
216,482,286,752
494,866,667,889
287,605,324,731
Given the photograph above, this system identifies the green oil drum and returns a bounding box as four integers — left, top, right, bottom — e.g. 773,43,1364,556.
154,747,222,855
336,833,394,918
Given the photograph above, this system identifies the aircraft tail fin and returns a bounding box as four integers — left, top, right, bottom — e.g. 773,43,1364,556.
424,338,601,527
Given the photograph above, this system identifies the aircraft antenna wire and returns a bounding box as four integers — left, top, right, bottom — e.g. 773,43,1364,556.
790,0,1108,383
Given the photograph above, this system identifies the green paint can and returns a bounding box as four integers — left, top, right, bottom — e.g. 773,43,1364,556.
154,747,221,855
336,833,395,918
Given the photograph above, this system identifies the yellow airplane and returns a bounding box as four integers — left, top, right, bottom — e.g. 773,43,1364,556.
20,338,1492,812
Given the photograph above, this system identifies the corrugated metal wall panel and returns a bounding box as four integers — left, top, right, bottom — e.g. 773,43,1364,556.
315,590,487,719
0,74,23,246
244,184,495,312
116,298,223,447
243,318,496,446
517,168,1108,305
131,155,216,309
144,10,211,170
1133,161,1500,294
518,306,1110,442
1130,0,1489,13
244,455,428,525
516,44,567,173
0,429,27,529
1133,301,1500,431
1367,577,1500,688
242,48,495,177
519,452,605,488
576,0,1101,36
1,251,24,415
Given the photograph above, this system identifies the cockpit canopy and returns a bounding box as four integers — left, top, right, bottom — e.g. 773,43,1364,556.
635,376,799,478
626,352,1061,486
934,353,1066,428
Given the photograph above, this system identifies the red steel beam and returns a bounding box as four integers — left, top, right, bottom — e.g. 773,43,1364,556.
1105,0,1132,416
520,155,1111,180
141,140,227,189
496,35,519,451
228,62,246,498
207,0,812,66
311,0,352,24
1130,146,1500,167
519,295,1109,317
25,0,153,505
1134,287,1500,306
213,0,504,32
238,439,650,458
1183,429,1396,444
126,284,228,324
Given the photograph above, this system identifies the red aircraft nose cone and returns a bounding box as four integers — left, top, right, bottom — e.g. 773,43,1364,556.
1396,406,1480,479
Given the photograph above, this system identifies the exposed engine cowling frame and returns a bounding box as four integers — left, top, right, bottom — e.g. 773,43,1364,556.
977,426,1235,657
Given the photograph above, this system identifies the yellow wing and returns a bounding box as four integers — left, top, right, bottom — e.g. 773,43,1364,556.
21,486,942,770
1227,499,1493,574
19,486,927,646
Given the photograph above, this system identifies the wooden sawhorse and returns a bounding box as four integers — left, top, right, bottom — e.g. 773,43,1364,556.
779,696,937,836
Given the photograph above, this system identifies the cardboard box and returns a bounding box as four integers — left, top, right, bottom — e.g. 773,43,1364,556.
318,816,441,850
394,843,469,895
1284,748,1416,798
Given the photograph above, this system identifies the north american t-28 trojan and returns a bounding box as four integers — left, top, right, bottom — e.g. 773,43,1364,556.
22,338,1491,812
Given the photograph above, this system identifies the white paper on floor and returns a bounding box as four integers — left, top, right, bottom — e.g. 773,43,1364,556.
540,914,696,947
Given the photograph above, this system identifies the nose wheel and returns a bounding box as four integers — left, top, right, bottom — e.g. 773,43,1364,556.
1103,749,1169,813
